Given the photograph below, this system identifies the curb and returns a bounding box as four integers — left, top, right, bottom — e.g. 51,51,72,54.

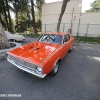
0,42,21,60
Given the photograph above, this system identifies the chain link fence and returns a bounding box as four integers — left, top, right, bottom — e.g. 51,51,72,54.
42,23,100,44
42,23,71,32
42,23,100,36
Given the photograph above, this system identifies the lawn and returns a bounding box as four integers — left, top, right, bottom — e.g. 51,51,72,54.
25,33,41,37
19,33,41,38
75,36,100,44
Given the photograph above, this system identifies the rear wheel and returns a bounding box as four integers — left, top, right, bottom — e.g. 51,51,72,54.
69,45,73,52
50,62,59,76
9,39,15,42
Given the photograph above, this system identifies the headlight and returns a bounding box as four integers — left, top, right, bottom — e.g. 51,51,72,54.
37,67,42,72
35,66,43,74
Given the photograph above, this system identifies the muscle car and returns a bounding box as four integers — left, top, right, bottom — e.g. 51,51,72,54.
7,32,74,78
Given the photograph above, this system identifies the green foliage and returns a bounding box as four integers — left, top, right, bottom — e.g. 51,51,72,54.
27,27,32,32
75,36,100,44
0,1,6,28
36,19,42,29
0,14,6,29
0,0,14,32
20,32,41,37
18,13,28,23
36,0,45,21
15,24,27,33
25,33,40,37
86,0,100,12
27,27,34,34
0,0,45,33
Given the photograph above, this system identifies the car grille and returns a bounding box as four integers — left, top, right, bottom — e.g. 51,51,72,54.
8,55,36,70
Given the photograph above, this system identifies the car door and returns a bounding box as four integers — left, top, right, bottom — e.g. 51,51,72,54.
60,34,71,58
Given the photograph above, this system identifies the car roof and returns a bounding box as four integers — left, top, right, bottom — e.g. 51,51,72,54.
5,31,11,34
43,32,69,36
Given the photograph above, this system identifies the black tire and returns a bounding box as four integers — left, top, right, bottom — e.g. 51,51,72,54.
50,62,59,76
9,39,15,42
69,45,73,52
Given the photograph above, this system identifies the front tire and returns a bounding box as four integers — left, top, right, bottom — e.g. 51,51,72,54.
50,62,59,76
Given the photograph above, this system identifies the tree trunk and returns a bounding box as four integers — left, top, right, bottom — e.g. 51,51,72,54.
5,0,13,32
0,22,10,49
2,0,9,30
15,0,18,26
16,12,18,26
30,0,37,33
57,0,70,32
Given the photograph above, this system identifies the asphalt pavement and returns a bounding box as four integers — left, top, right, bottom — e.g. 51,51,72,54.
0,37,100,100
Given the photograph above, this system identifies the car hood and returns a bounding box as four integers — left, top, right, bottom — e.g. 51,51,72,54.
8,42,61,65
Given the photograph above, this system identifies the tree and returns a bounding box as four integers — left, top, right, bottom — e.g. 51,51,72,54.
0,0,45,33
0,21,10,49
86,0,100,12
36,0,45,21
11,0,20,26
30,0,37,33
57,0,70,32
0,0,9,30
1,0,9,30
5,0,13,32
11,0,28,26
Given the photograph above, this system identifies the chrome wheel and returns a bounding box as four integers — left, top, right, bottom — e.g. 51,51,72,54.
69,45,73,52
54,63,59,73
50,62,59,76
70,46,73,50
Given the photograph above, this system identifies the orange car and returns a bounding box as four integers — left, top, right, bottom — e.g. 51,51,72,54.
7,32,74,78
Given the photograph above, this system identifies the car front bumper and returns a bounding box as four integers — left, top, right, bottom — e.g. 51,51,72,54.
7,57,46,78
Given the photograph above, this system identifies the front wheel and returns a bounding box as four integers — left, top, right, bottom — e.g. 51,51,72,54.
50,62,59,76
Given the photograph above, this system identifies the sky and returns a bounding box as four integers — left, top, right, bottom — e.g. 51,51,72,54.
45,0,95,12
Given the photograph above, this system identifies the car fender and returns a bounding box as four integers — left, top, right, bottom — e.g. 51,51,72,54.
53,57,61,67
42,51,61,75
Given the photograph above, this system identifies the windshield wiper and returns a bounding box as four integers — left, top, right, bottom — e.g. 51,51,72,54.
48,35,55,42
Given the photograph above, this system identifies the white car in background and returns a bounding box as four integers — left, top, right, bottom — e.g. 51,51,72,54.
5,31,25,42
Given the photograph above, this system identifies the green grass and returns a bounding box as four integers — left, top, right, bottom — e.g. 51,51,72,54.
20,33,41,37
26,33,41,37
75,36,100,44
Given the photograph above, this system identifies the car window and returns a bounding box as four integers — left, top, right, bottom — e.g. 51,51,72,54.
38,34,62,44
63,34,70,42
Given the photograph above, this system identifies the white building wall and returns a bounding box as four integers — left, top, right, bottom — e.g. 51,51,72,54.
79,13,100,37
42,0,82,32
42,0,100,37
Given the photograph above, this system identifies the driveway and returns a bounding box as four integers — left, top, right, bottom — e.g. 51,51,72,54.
0,37,100,100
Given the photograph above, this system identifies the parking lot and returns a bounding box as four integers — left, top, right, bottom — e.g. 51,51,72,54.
0,37,100,100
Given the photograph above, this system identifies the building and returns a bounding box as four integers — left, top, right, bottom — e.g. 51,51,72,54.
42,0,100,37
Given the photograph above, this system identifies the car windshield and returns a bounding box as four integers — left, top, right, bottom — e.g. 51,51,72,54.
38,34,62,44
5,31,12,36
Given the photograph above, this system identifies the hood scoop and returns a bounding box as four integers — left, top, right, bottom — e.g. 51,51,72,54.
28,46,40,51
34,48,40,51
28,46,34,50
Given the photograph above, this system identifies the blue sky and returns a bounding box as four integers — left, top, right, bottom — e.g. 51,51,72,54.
45,0,95,12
